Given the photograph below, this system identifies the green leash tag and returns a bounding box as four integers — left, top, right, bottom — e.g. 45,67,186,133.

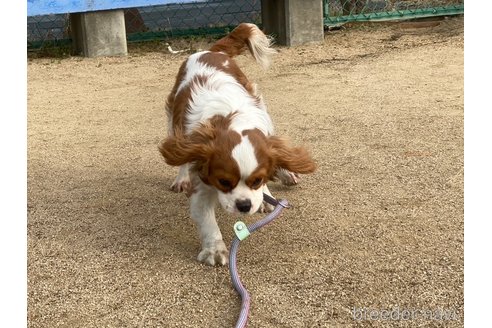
234,221,250,241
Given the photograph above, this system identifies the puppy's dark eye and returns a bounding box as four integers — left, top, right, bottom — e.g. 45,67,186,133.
218,179,232,188
251,178,263,189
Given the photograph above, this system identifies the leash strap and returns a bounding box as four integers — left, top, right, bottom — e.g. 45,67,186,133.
229,193,289,328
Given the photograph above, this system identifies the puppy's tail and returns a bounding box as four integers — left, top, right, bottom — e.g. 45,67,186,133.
209,23,276,69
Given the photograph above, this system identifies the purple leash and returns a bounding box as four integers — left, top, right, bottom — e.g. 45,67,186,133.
229,193,289,328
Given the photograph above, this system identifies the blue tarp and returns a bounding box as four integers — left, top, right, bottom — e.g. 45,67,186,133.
27,0,204,16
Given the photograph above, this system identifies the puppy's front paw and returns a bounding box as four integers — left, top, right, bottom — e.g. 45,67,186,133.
198,241,229,266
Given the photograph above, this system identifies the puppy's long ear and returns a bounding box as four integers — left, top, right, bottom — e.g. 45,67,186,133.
158,134,212,167
268,136,317,174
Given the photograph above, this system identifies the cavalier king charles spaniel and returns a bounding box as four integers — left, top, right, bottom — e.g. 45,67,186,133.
159,23,316,265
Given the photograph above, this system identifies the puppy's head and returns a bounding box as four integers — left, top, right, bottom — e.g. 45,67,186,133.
159,117,316,214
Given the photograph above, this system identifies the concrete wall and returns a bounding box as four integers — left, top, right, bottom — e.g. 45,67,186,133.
71,10,128,57
262,0,324,46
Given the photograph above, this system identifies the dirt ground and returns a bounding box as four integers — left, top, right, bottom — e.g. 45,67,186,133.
27,16,464,327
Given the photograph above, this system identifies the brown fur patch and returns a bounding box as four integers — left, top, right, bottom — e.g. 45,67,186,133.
166,73,207,136
209,23,254,58
197,114,242,191
165,60,188,135
159,114,244,191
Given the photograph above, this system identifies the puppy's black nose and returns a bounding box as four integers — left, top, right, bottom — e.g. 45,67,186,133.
236,199,252,213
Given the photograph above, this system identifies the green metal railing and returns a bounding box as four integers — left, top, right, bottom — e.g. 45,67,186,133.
323,0,464,26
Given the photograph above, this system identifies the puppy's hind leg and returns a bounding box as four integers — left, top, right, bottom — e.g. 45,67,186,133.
275,168,300,186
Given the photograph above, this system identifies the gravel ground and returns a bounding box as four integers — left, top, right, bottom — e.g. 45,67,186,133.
28,16,463,327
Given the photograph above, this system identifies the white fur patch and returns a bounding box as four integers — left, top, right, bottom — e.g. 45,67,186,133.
232,135,258,178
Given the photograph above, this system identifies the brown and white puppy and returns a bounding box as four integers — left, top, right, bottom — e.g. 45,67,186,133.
159,23,316,265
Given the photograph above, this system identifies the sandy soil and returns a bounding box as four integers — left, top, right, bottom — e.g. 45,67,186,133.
28,17,463,327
